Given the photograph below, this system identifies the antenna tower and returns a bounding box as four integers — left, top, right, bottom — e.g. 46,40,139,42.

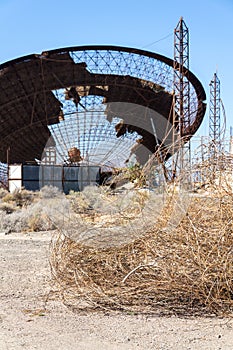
209,73,221,168
172,17,191,181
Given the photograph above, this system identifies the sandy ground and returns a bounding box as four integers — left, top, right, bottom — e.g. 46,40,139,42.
1,232,233,350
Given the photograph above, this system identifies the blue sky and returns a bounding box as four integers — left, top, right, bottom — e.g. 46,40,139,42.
0,0,232,140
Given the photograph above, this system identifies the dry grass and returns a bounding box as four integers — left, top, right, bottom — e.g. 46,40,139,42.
2,188,35,207
1,173,233,316
49,187,233,317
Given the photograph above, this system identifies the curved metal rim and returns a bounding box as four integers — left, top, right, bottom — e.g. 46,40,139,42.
0,45,207,163
0,45,206,103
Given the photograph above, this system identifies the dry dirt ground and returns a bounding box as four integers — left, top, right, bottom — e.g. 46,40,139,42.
1,232,233,350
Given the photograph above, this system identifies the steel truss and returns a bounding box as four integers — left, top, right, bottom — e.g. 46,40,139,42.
208,73,223,181
209,74,221,149
171,17,191,181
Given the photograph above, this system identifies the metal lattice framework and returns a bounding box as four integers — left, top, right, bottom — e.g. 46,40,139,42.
173,17,190,136
209,73,221,152
208,73,223,181
0,162,7,188
171,17,191,178
0,45,206,168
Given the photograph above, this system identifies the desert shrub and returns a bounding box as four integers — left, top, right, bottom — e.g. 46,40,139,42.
0,193,69,233
27,211,56,232
0,188,8,199
0,202,16,214
126,163,146,186
35,195,70,230
67,191,93,214
81,186,104,205
67,186,120,215
109,164,147,189
2,188,35,207
0,209,29,233
39,185,63,199
0,207,51,233
1,192,13,203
